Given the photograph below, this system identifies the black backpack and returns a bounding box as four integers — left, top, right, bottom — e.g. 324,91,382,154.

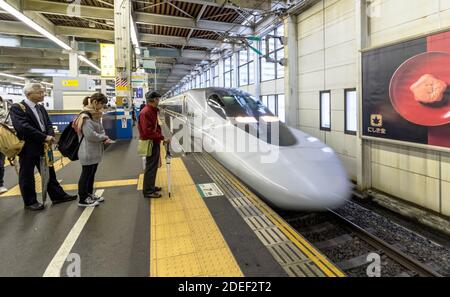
57,111,92,161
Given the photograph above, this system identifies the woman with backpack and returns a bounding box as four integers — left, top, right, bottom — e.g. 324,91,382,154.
74,93,113,207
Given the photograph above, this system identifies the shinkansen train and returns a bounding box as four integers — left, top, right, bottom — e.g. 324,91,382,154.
160,88,351,210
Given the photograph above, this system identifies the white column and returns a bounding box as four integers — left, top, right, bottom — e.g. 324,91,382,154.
69,52,79,77
114,0,132,107
356,0,372,191
254,41,261,99
101,79,107,94
233,46,239,88
218,57,224,87
284,15,298,128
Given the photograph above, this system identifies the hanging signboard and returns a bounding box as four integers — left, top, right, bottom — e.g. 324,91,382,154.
362,30,450,149
100,43,115,78
131,72,147,88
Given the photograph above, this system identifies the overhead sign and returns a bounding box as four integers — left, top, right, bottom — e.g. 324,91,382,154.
362,29,450,149
61,79,78,87
131,72,147,88
143,60,156,69
100,43,115,78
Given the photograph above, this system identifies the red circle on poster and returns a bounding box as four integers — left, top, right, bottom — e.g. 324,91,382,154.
389,51,450,127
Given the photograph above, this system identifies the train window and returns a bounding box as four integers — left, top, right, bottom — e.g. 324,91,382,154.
208,90,297,146
207,95,226,119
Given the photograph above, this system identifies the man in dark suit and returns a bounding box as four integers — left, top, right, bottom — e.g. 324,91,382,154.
10,83,77,211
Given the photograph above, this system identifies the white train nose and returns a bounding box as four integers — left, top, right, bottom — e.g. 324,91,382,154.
237,147,352,211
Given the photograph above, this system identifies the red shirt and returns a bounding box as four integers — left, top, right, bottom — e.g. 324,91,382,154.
138,104,164,144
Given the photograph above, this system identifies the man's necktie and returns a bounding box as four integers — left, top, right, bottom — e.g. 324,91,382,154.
35,106,46,132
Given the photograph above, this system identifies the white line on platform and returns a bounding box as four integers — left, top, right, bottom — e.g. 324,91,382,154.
43,189,104,277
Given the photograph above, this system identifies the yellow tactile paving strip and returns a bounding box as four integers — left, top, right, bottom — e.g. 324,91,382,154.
1,156,71,197
138,153,243,277
202,154,345,277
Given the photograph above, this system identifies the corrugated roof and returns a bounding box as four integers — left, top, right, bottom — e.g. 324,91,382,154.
44,14,113,31
0,13,17,21
133,0,203,18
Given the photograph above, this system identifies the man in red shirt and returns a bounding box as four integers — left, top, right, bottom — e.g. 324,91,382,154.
138,91,169,198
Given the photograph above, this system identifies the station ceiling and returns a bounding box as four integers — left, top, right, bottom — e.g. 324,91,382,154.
0,0,286,93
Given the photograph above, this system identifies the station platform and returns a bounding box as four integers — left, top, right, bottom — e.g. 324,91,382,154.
0,136,344,277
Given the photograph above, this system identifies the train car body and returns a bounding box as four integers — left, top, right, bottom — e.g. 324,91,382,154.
161,88,351,211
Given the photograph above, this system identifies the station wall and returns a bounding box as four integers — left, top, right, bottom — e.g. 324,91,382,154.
295,0,450,216
367,0,450,216
296,0,358,180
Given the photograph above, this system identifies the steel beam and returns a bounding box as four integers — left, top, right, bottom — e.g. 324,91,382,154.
165,0,271,11
140,33,220,49
0,56,68,65
20,0,252,34
135,12,251,34
55,26,114,41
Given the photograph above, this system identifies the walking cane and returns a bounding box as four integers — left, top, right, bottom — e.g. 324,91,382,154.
40,143,53,205
165,142,172,198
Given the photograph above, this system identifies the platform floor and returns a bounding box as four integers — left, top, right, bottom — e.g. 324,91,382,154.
0,137,343,277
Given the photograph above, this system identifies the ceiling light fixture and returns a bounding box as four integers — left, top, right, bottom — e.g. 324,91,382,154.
0,72,26,80
0,0,100,72
78,55,101,72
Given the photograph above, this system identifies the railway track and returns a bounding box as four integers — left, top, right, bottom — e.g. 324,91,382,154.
279,206,442,277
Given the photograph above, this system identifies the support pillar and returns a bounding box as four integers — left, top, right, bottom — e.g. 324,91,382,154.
356,0,372,191
284,15,298,127
69,52,79,77
114,0,132,107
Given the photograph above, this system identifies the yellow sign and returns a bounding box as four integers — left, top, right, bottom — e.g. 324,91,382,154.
116,86,129,91
370,114,383,127
61,80,79,87
100,43,115,78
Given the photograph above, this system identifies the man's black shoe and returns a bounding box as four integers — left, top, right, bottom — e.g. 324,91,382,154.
144,192,162,198
52,194,78,205
25,202,45,211
154,187,162,192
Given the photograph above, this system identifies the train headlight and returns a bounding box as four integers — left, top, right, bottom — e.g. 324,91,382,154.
235,116,258,123
321,147,333,153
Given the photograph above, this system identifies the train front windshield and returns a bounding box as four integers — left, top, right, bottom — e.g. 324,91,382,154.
208,91,297,146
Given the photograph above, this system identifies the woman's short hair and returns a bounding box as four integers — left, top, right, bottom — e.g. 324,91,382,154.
83,92,108,106
23,83,43,96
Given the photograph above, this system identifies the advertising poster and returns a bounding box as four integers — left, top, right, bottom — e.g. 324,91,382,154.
362,30,450,149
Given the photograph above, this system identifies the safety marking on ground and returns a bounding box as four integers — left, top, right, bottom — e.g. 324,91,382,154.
0,157,72,197
149,150,243,277
195,183,224,198
137,173,144,191
1,178,138,197
61,179,139,191
43,189,104,277
194,153,346,277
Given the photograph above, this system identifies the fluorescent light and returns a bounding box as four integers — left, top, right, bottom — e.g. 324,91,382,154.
41,82,53,86
130,18,139,47
0,80,25,86
235,116,258,123
0,0,99,72
78,55,101,72
261,116,280,122
0,0,71,51
0,72,26,80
